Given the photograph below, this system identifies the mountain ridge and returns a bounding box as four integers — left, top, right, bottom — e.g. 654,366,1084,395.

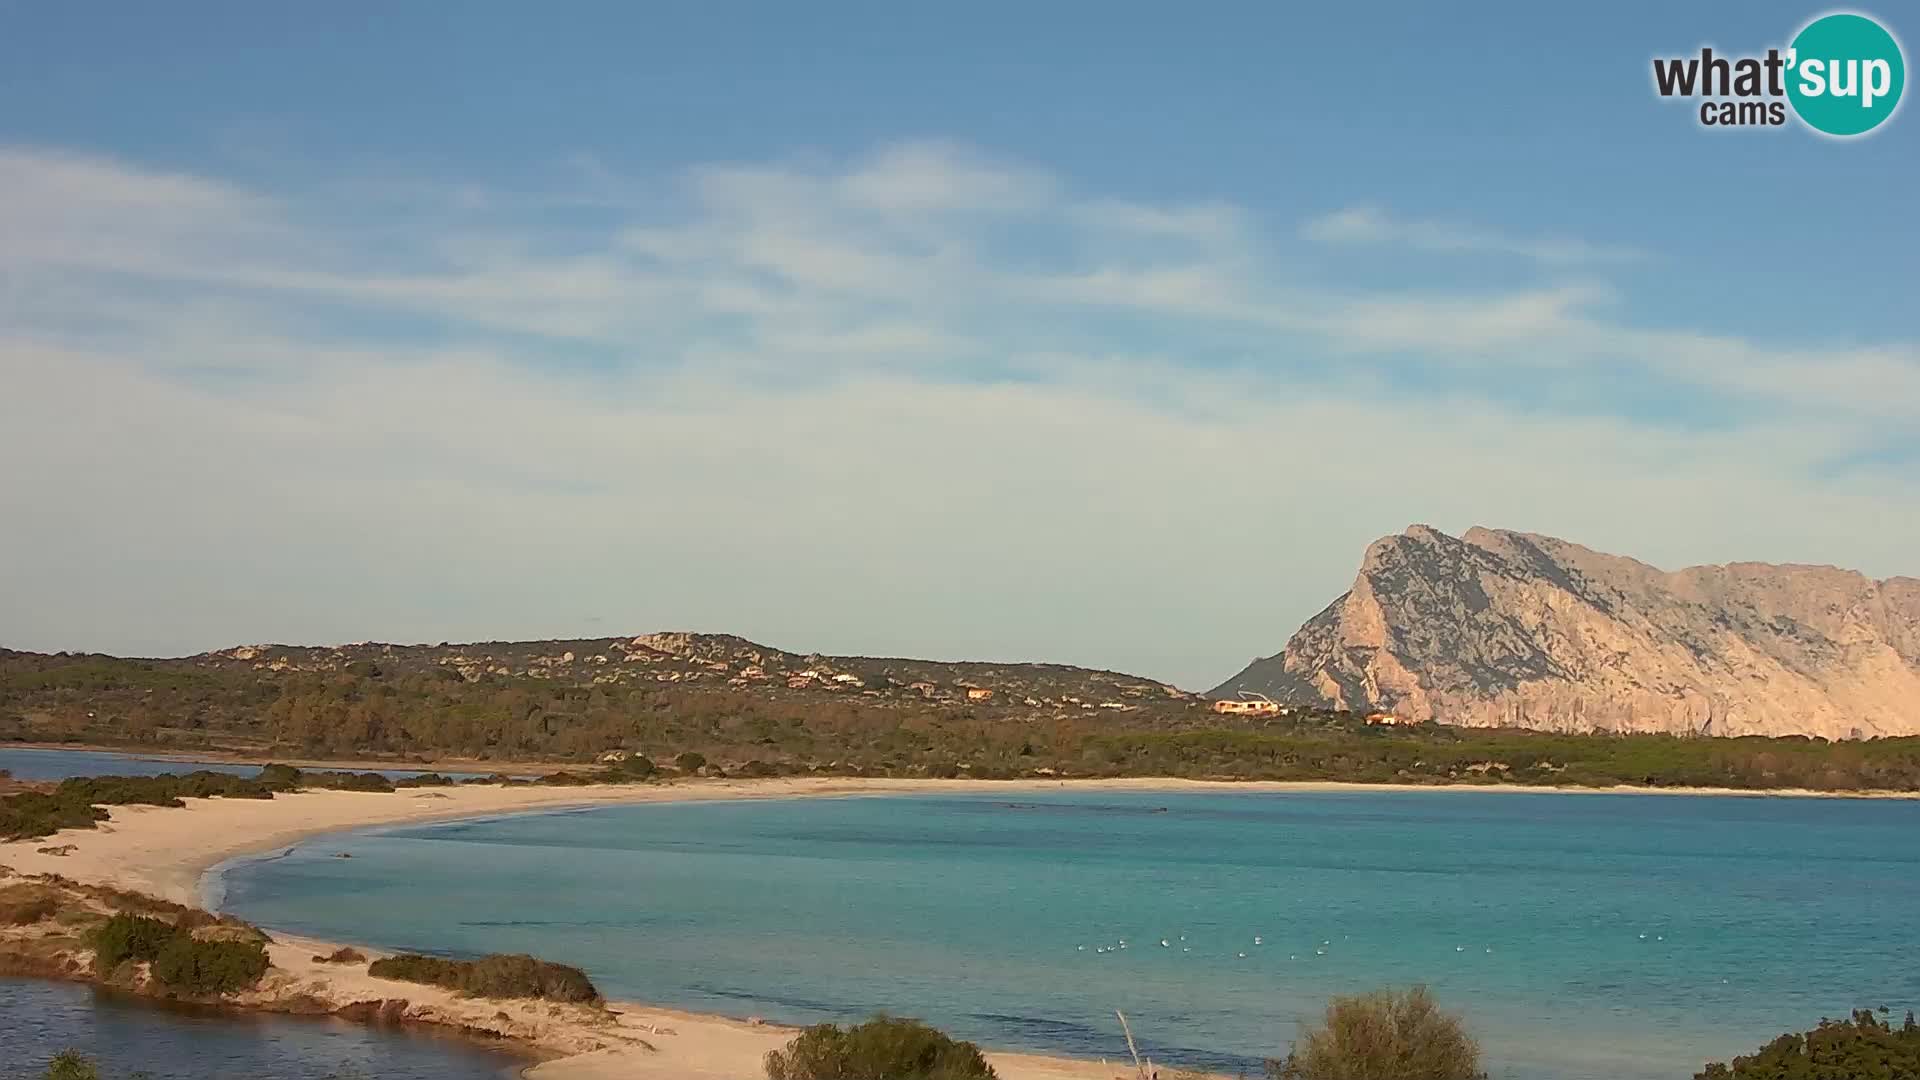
1213,524,1920,739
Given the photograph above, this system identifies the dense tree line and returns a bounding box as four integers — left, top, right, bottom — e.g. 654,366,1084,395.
6,655,1920,792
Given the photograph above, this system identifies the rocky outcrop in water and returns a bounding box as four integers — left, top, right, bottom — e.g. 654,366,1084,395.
1213,525,1920,738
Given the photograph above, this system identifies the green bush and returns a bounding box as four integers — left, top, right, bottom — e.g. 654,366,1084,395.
582,754,658,782
0,793,109,840
89,911,268,994
42,1051,100,1080
256,763,303,788
368,952,600,1004
2,771,292,841
393,772,455,787
367,951,463,986
614,754,657,779
675,751,707,772
1266,986,1485,1080
765,1015,997,1080
90,913,177,973
538,770,595,786
302,770,395,793
151,934,269,994
1696,1009,1920,1079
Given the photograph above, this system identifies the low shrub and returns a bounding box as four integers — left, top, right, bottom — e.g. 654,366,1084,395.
1266,986,1485,1080
300,770,395,793
674,751,707,772
151,934,269,994
314,946,367,964
1,792,110,841
90,913,176,973
368,951,600,1004
255,763,303,788
765,1015,997,1080
368,952,462,985
462,953,600,1002
394,772,456,788
537,770,595,787
3,771,284,841
606,755,657,780
42,1051,100,1080
88,911,268,993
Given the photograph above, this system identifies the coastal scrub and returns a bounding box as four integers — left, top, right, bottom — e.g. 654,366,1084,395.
765,1015,998,1080
89,911,268,995
1266,986,1485,1080
367,951,601,1004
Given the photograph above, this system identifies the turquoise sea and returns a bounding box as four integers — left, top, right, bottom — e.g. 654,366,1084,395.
215,790,1920,1080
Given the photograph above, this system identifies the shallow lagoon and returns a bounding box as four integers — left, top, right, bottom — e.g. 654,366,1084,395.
220,789,1920,1080
0,977,520,1080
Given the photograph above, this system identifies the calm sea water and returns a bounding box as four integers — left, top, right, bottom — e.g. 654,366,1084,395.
0,746,502,782
216,790,1920,1080
0,977,520,1080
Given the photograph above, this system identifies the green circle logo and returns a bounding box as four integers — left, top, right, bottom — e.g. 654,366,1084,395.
1786,13,1905,136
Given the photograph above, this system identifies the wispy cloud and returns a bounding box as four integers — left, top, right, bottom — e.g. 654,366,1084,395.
1303,205,1647,266
0,140,1913,685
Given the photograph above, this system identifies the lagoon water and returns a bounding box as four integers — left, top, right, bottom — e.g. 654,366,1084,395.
1,977,520,1079
217,790,1920,1080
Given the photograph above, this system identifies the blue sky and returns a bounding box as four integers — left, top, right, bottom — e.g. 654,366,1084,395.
1,3,1914,687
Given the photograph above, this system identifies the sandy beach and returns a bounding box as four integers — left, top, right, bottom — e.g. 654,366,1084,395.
15,770,1913,905
3,774,1915,1079
6,772,1911,911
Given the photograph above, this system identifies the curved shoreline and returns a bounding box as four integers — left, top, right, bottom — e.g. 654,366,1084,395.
5,775,1918,1079
4,779,1179,1080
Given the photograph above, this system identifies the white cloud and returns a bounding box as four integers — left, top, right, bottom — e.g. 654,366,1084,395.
1304,205,1647,265
1310,283,1617,352
1070,199,1248,245
0,141,1914,688
837,139,1057,213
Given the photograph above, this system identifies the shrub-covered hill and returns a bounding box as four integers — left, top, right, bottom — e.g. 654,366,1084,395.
5,633,1920,792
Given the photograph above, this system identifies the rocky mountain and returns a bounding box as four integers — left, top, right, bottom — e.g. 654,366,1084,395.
1213,525,1920,739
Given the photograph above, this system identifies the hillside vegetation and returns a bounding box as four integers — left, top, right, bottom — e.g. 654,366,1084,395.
4,637,1920,792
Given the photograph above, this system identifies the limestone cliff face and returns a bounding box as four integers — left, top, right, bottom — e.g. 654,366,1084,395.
1213,525,1920,738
